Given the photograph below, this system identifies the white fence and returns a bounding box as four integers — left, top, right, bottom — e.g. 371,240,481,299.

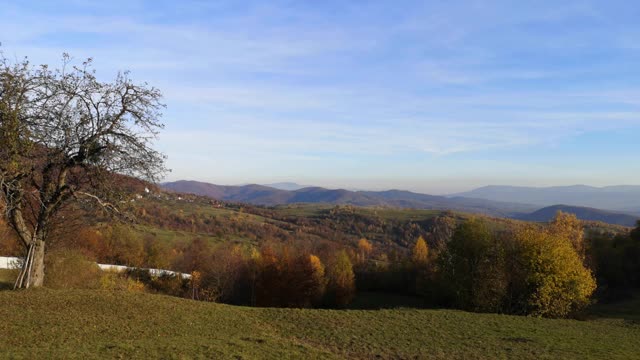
98,263,191,279
0,256,190,279
0,256,21,270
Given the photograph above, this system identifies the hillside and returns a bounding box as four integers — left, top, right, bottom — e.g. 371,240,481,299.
117,190,631,256
162,181,640,227
453,185,640,212
162,180,537,217
518,205,639,227
0,289,638,359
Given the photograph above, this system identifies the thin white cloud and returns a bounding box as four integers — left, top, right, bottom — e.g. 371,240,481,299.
2,0,640,189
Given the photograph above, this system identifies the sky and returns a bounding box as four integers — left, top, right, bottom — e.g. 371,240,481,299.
0,0,639,194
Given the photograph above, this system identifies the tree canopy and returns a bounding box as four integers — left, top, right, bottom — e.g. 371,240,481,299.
0,54,166,288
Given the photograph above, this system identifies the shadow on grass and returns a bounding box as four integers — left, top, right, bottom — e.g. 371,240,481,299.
589,293,640,323
0,283,13,291
0,269,17,291
347,291,428,310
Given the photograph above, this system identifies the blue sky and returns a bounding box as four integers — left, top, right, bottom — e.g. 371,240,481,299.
1,0,639,193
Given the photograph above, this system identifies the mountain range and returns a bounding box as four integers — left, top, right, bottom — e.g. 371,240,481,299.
161,180,537,217
516,205,639,227
162,180,639,226
452,185,640,214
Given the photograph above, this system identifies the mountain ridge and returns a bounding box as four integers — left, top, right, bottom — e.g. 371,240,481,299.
452,184,640,211
516,204,639,227
161,180,537,217
161,180,640,226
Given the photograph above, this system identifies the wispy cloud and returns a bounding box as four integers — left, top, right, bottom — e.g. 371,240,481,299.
1,0,640,189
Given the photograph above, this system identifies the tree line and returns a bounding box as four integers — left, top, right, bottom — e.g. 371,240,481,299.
4,208,635,318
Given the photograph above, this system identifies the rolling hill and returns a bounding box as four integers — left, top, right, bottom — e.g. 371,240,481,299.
161,180,537,217
0,289,638,359
453,185,640,212
517,205,639,227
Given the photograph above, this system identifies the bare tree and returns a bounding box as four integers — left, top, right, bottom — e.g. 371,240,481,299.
0,54,166,288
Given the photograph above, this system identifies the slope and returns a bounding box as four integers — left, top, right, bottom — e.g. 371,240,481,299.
0,289,638,359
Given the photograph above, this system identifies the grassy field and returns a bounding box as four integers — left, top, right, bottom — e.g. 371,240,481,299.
0,289,638,359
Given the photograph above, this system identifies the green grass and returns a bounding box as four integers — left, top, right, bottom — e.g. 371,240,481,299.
0,289,638,359
347,207,446,222
273,204,448,222
133,224,231,245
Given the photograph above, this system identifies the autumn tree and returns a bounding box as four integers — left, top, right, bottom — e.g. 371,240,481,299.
280,252,328,308
57,227,102,260
255,246,282,307
548,211,585,260
178,237,213,273
143,234,173,269
412,236,429,266
101,224,145,267
440,218,507,312
308,254,327,305
357,238,373,263
247,247,261,306
0,54,166,288
326,250,355,307
202,244,247,303
249,245,330,308
512,225,596,318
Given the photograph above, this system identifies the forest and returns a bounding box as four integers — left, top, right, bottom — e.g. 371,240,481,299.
2,187,637,319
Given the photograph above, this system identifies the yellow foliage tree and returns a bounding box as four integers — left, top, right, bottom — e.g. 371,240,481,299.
326,250,355,307
308,255,327,305
514,225,596,318
357,238,373,263
412,236,429,266
548,211,585,261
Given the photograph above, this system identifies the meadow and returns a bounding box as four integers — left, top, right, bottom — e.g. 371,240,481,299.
0,288,638,359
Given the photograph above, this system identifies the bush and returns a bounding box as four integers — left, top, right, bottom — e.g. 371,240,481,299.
512,226,596,318
437,217,596,318
147,272,189,297
100,224,145,267
44,249,101,289
439,218,507,313
99,272,146,293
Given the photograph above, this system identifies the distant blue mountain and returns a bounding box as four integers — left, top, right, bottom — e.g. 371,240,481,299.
161,180,537,217
516,205,639,227
162,181,639,226
451,185,640,212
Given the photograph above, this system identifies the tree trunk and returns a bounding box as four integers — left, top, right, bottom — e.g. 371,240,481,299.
15,239,46,289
